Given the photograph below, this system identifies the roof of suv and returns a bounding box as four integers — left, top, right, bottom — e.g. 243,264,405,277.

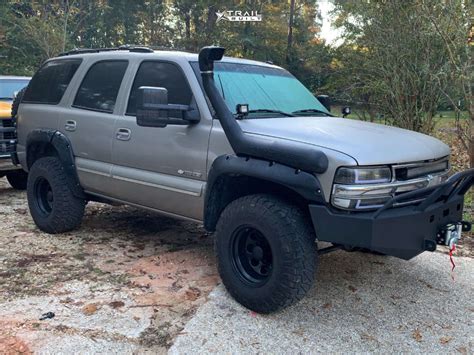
52,49,281,70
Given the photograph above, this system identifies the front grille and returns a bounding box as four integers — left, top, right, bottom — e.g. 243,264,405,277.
394,158,449,181
0,119,16,156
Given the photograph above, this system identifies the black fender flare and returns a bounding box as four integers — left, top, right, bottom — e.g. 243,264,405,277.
26,129,85,199
204,154,326,230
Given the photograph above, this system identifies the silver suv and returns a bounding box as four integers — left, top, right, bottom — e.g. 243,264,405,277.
16,46,473,313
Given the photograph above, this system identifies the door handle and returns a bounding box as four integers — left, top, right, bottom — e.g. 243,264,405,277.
64,120,76,132
116,128,131,141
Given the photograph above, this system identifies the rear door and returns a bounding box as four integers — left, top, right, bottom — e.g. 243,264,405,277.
110,60,212,220
18,59,81,166
57,59,129,196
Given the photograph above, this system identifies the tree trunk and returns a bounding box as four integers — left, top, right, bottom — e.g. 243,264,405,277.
205,5,215,42
286,0,295,65
470,136,474,168
470,109,474,168
185,12,191,40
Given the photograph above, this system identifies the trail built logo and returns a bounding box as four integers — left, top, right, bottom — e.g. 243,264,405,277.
216,10,262,23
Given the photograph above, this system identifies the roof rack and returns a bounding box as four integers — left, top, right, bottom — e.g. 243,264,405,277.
58,45,154,57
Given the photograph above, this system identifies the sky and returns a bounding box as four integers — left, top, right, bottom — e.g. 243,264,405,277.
318,0,343,46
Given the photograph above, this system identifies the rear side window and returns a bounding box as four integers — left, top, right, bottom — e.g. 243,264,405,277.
23,59,82,104
73,60,128,113
126,61,193,115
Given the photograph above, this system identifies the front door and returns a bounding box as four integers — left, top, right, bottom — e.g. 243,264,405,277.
111,60,212,220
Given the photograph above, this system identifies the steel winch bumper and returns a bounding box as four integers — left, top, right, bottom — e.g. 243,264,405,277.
310,169,473,260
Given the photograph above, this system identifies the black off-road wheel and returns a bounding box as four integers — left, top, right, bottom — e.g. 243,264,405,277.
6,170,28,190
27,157,85,234
215,194,317,314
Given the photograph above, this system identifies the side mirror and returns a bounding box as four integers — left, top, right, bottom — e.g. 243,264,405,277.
316,95,331,112
136,86,198,128
341,106,351,118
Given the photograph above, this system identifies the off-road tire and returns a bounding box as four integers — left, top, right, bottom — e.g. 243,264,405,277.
215,194,317,313
6,170,28,190
11,86,26,120
27,157,85,234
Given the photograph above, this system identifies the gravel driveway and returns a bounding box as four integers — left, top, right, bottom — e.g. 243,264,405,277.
171,250,473,353
1,178,472,353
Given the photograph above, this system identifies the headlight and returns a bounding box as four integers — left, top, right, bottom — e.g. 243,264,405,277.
334,167,392,184
331,161,450,211
332,166,393,210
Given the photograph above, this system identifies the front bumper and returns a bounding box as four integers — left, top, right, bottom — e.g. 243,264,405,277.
310,169,473,260
0,118,18,172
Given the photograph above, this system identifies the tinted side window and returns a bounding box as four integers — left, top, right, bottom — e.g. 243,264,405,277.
73,60,128,113
126,61,193,115
23,59,82,104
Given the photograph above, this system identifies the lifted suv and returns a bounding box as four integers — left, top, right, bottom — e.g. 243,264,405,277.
16,46,473,313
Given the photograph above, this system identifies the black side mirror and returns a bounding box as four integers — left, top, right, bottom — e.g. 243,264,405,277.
342,106,351,118
316,95,331,112
136,86,198,128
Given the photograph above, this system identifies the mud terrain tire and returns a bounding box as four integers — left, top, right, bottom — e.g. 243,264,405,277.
6,170,28,190
11,86,26,120
27,157,85,233
215,194,317,313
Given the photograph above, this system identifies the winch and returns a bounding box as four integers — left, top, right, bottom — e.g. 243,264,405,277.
437,221,471,247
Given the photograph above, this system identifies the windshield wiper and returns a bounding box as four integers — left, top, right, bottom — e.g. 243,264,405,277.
292,108,333,117
241,109,295,118
0,97,13,100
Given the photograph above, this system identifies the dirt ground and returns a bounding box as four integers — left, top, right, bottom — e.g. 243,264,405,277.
0,178,219,353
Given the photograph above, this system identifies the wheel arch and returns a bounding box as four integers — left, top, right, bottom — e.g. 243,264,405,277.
204,155,326,231
26,129,85,198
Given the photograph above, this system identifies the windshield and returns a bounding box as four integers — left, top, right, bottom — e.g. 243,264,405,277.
0,79,30,100
192,62,329,117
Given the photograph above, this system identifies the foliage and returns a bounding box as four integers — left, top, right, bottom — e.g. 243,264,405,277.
0,0,332,90
0,0,471,167
420,0,473,167
328,0,455,133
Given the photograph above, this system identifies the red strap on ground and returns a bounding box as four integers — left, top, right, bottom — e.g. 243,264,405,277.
449,244,456,271
449,244,456,281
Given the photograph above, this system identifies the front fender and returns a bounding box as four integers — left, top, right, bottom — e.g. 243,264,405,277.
204,154,326,230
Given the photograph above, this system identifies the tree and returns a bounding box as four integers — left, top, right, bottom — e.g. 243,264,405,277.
331,0,452,133
421,0,473,167
0,1,72,74
0,0,330,95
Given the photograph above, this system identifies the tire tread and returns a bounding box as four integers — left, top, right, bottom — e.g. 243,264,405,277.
27,157,85,234
215,194,317,313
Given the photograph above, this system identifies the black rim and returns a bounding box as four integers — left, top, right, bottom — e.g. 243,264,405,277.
34,177,54,216
231,226,273,286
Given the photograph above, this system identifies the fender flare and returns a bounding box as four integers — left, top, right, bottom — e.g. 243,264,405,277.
204,154,326,230
26,129,85,199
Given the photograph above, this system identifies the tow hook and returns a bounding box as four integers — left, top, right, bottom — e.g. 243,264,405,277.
437,221,471,247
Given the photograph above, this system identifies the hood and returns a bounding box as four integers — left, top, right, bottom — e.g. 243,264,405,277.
0,100,12,119
239,116,450,165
